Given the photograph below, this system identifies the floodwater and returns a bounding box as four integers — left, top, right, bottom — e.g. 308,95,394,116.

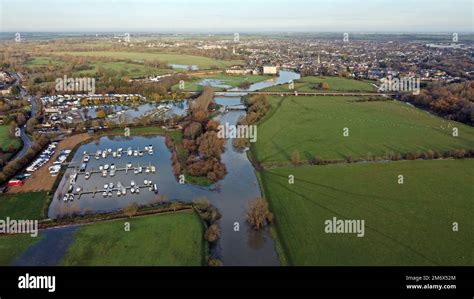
26,70,301,266
83,101,189,122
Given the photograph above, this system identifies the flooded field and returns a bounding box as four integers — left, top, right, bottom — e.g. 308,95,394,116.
39,71,301,266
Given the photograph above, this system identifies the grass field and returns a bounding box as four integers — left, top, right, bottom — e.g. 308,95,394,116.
261,76,376,92
260,159,474,265
57,51,244,69
24,56,65,67
255,96,474,164
24,56,172,77
0,234,42,265
60,211,205,266
0,125,21,152
171,73,272,91
0,192,49,220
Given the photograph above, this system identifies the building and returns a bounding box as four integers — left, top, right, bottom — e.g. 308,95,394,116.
263,66,278,75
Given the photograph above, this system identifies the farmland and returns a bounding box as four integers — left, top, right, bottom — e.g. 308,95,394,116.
260,159,474,265
254,96,474,164
60,211,205,266
56,51,244,69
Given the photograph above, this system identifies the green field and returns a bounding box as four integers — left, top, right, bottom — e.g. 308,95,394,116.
255,96,474,164
0,192,49,220
0,234,42,265
61,211,205,266
0,125,21,152
171,73,272,91
261,159,474,265
24,57,172,77
24,56,65,67
261,76,376,92
57,51,244,69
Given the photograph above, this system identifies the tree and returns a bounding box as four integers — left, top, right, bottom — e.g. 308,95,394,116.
124,203,138,218
95,109,106,119
204,224,220,243
291,150,300,165
246,197,274,230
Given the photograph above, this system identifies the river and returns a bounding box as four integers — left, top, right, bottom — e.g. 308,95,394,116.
19,70,301,266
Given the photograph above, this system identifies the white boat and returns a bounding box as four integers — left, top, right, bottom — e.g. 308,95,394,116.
103,184,108,189
117,151,122,158
110,169,116,177
102,191,107,197
130,187,135,193
133,150,138,157
109,182,114,189
127,147,132,156
75,187,82,192
107,148,112,153
117,190,121,196
135,187,140,194
131,180,135,186
144,146,149,151
126,162,132,168
104,164,110,170
69,194,75,201
99,165,104,171
144,179,148,185
95,154,100,160
112,152,117,158
108,191,112,197
148,149,153,155
145,166,150,173
102,170,107,177
151,166,156,173
121,187,126,195
63,194,69,201
153,184,158,194
138,151,143,157
138,166,142,173
133,168,139,174
85,172,91,179
149,185,153,191
110,164,115,170
83,155,90,162
102,151,107,158
118,148,123,153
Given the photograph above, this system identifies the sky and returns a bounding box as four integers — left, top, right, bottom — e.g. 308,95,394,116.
0,0,473,32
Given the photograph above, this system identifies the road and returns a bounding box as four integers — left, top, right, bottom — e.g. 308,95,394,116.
10,72,37,160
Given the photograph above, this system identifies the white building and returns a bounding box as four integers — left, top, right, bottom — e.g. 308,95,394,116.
263,66,278,75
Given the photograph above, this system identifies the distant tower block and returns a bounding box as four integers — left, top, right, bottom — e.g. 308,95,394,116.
233,46,236,54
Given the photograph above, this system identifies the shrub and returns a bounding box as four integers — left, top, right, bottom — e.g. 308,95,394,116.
247,197,274,230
